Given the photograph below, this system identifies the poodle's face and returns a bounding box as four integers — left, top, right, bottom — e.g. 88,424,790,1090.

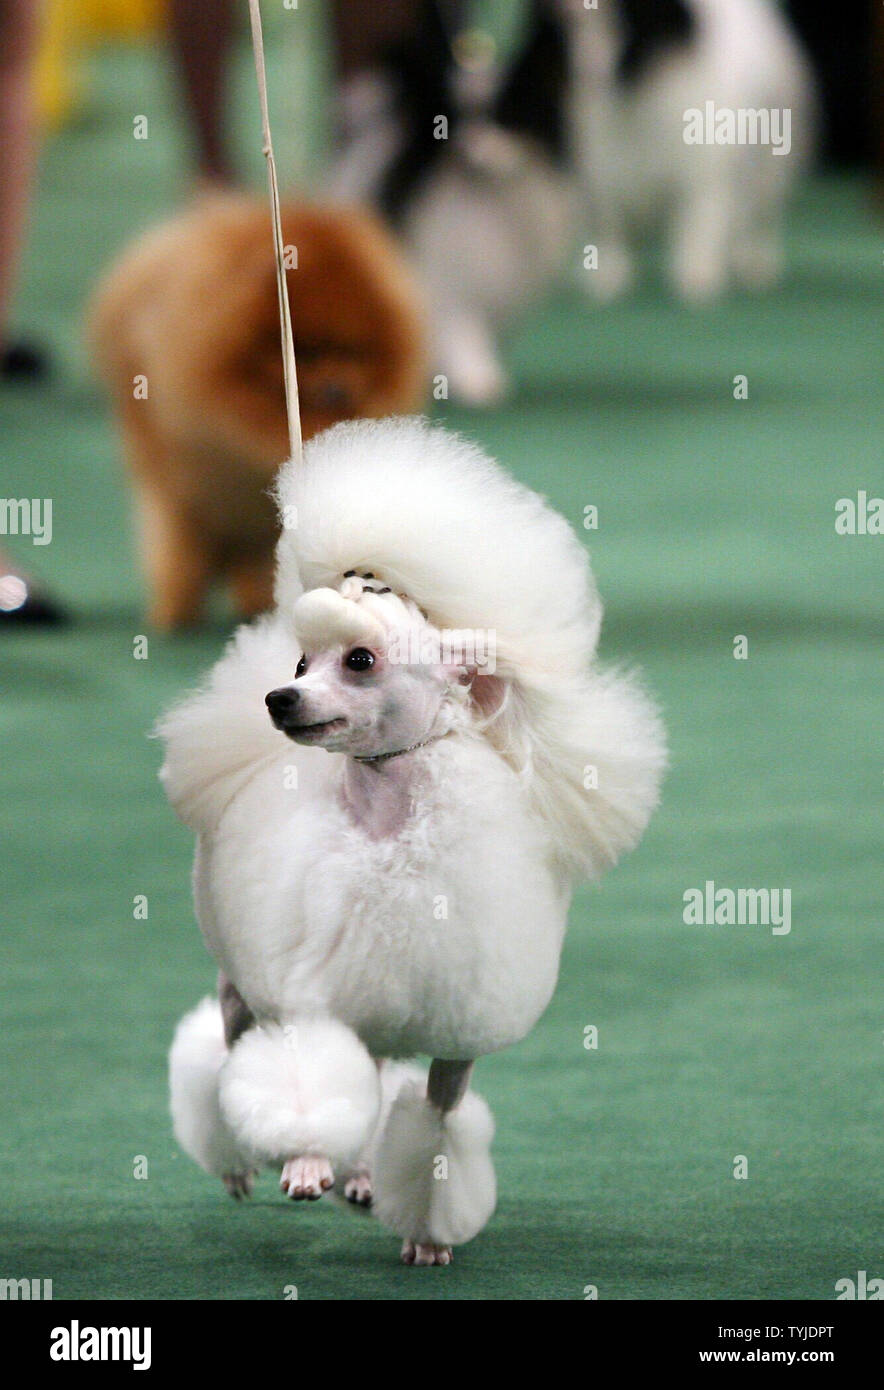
265,641,451,758
265,585,456,759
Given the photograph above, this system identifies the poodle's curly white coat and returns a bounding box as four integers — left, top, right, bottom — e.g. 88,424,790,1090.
162,417,665,1253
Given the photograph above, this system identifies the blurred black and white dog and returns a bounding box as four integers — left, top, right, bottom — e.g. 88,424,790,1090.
331,0,573,405
330,0,813,403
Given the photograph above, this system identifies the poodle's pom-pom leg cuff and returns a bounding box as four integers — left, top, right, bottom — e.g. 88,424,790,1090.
219,1017,380,1168
372,1082,496,1247
169,997,256,1179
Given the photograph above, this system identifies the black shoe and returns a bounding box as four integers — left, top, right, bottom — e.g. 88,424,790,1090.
0,569,68,625
0,338,50,382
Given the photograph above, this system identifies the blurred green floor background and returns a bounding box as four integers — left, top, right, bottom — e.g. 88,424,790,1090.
1,34,882,1300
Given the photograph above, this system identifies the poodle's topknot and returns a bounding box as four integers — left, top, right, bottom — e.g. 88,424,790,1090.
274,415,601,681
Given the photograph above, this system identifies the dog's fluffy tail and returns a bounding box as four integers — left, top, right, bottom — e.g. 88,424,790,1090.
372,1079,497,1249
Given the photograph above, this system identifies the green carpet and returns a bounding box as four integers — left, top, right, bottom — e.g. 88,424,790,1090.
1,39,881,1301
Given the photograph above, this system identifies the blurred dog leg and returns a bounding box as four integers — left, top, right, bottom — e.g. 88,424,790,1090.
229,556,275,622
729,149,789,292
135,481,212,630
431,308,509,407
667,178,734,303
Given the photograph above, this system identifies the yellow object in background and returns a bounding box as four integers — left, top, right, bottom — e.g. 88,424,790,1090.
35,1,79,129
78,0,167,40
35,0,168,131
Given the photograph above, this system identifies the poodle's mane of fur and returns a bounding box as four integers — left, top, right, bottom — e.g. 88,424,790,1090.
273,416,665,879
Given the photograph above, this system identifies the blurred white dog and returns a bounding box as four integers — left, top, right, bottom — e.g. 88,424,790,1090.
162,417,665,1265
564,0,814,302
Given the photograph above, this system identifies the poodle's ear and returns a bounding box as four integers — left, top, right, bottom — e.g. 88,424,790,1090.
475,666,667,882
463,671,508,720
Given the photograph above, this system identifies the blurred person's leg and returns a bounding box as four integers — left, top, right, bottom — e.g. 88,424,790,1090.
328,0,424,79
876,0,884,197
0,0,64,622
168,0,236,183
0,0,46,379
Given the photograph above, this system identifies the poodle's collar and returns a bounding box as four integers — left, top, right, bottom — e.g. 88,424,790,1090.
352,732,447,765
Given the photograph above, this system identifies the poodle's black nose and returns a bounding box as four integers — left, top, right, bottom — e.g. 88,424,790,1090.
265,687,300,725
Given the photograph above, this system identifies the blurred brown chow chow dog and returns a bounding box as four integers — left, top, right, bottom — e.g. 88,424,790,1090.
89,193,426,627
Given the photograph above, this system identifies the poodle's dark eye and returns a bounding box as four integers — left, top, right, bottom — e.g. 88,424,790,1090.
345,647,375,672
295,655,308,678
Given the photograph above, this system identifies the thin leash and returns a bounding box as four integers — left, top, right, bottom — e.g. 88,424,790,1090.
247,1,437,772
247,0,303,466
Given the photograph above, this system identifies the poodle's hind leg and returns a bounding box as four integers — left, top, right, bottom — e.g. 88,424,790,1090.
373,1058,497,1267
399,1061,472,1265
400,1238,453,1267
343,1162,374,1208
216,973,260,1197
223,1169,257,1201
337,1060,383,1209
338,1060,425,1210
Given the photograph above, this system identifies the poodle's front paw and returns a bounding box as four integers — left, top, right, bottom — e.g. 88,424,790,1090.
344,1165,373,1208
400,1240,453,1267
280,1155,334,1201
222,1169,257,1201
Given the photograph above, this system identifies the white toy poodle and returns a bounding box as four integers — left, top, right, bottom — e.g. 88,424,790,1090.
162,416,665,1265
